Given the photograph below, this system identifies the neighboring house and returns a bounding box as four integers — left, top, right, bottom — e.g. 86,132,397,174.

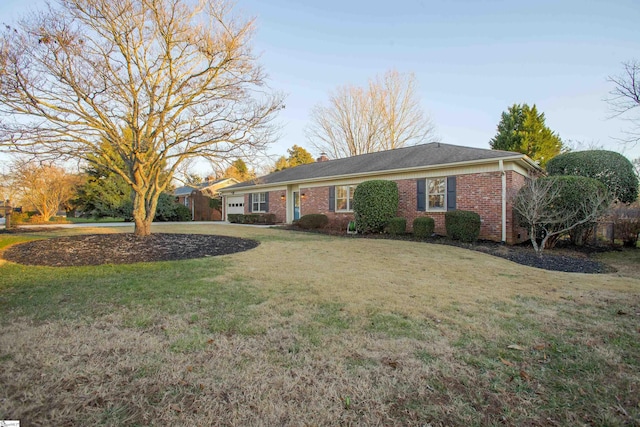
219,143,542,243
174,177,239,221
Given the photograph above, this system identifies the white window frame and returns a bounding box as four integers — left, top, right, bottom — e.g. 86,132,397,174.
335,185,357,212
427,178,446,211
252,192,267,212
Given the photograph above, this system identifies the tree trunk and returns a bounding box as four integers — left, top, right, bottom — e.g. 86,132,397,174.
133,216,152,236
132,189,154,237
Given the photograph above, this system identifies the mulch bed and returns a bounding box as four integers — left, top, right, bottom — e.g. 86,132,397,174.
1,233,260,267
284,225,615,274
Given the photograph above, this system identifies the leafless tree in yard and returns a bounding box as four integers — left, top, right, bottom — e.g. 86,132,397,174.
11,160,81,222
607,60,640,147
513,177,611,256
0,0,284,236
306,70,437,159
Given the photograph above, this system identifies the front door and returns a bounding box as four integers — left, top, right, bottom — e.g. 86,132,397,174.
293,191,300,220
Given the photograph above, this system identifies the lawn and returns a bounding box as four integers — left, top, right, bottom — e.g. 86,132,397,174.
1,225,639,426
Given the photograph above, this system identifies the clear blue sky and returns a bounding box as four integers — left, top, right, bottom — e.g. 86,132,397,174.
2,0,639,166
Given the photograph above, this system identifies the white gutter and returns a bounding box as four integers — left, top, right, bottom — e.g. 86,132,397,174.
500,159,506,243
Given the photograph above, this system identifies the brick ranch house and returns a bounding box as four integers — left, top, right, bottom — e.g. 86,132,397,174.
174,177,238,221
219,143,542,244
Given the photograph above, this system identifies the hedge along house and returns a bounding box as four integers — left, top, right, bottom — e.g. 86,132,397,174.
219,142,542,243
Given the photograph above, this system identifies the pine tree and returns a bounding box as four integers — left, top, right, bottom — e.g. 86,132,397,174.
272,145,315,171
489,103,563,166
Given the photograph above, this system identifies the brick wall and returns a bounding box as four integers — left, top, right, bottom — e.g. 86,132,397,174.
268,190,286,223
399,172,528,243
192,191,222,221
299,186,355,226
244,191,286,223
242,170,530,243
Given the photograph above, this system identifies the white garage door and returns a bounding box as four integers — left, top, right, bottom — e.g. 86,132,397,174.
226,195,245,220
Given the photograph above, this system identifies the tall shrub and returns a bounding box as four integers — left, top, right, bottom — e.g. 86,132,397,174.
353,180,399,233
546,150,638,204
445,210,481,243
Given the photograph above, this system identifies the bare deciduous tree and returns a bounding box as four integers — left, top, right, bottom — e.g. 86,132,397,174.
607,60,640,146
513,177,610,256
12,160,80,222
306,70,437,159
0,0,283,236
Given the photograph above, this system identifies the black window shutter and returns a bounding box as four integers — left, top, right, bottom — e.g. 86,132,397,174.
416,179,426,211
248,194,253,212
329,186,335,212
447,176,457,211
264,192,269,212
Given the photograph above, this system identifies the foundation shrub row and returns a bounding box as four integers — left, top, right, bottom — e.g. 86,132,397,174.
228,213,276,224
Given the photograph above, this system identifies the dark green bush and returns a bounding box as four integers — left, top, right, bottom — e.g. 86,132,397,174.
257,213,276,224
413,216,435,238
228,214,243,223
546,150,638,204
228,213,276,224
445,210,481,243
242,214,260,224
353,180,399,233
548,176,609,246
174,204,192,221
384,217,406,235
298,213,329,229
154,193,192,221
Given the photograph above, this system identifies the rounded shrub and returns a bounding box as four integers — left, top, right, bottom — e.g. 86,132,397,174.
445,210,481,243
544,175,609,246
413,216,435,238
297,213,329,230
546,150,638,204
353,180,399,233
173,204,192,221
384,217,406,235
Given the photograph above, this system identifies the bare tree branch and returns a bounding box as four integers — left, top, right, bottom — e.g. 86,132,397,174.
513,177,611,256
306,69,437,159
607,60,640,147
0,0,284,235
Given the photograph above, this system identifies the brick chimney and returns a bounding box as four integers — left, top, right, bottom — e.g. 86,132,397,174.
316,152,329,162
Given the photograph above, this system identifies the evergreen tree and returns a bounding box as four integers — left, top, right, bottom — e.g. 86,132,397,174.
272,145,314,171
74,162,132,219
287,145,315,167
223,159,255,181
490,103,563,166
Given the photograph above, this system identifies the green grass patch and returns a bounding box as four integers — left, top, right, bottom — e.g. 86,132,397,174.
366,312,431,340
66,217,125,223
0,257,264,332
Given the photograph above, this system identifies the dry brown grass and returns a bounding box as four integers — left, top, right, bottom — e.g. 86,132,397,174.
1,224,639,426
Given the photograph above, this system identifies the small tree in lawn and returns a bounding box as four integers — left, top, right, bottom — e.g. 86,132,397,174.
513,176,611,256
352,180,398,233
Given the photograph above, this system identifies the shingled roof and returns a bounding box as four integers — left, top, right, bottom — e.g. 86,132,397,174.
174,177,238,196
223,142,537,190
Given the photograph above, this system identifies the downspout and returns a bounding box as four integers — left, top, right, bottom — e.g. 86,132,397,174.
499,160,507,243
